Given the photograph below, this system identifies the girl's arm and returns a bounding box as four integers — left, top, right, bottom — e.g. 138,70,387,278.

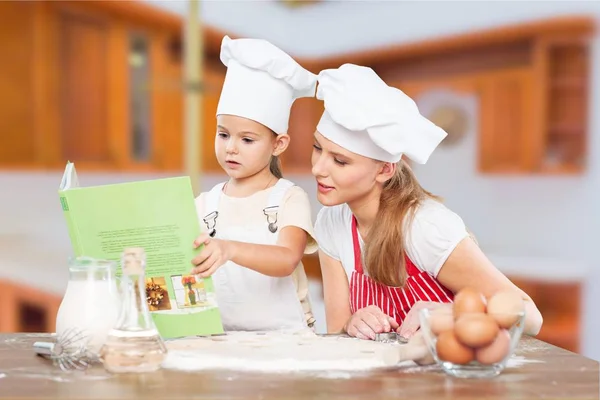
436,237,544,336
227,186,315,277
227,226,307,277
191,226,308,278
192,187,315,278
318,250,352,334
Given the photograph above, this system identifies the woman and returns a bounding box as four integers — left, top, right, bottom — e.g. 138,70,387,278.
312,64,543,341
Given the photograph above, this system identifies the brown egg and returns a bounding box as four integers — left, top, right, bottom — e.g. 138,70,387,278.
454,313,499,348
453,287,487,318
436,330,474,365
487,291,525,328
476,329,511,365
430,307,455,335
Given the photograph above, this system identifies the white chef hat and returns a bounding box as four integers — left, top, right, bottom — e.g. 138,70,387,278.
216,35,317,135
316,64,447,164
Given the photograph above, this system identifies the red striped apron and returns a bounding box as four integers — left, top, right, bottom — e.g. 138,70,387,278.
350,216,454,325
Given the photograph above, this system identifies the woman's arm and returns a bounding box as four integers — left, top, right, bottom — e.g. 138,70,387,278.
436,237,543,336
318,250,352,334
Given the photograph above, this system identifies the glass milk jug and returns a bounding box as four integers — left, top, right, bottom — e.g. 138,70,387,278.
55,257,121,356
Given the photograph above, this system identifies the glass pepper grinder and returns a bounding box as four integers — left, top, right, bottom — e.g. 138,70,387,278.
99,247,167,373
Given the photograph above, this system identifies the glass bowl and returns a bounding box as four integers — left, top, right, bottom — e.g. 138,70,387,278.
419,306,526,378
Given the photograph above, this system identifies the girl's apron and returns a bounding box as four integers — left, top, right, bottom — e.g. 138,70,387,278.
203,179,306,332
349,216,454,324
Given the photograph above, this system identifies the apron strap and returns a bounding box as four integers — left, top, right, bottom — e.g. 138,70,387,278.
203,182,226,237
351,216,364,274
264,179,295,234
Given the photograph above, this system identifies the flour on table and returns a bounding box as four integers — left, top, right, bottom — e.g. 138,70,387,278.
505,356,544,368
161,330,409,374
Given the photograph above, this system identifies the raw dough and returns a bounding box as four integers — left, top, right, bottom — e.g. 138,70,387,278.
162,330,407,373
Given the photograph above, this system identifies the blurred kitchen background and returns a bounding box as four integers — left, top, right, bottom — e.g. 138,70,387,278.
0,0,598,360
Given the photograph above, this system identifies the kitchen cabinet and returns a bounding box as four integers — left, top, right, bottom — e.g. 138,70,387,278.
509,276,581,353
373,18,593,175
0,280,61,333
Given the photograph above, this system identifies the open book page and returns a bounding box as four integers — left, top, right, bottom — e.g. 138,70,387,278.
59,161,80,191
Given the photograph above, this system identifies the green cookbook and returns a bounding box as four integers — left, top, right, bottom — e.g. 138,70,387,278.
58,161,224,339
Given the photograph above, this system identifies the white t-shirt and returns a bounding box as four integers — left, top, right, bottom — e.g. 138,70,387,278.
195,184,317,325
314,199,469,281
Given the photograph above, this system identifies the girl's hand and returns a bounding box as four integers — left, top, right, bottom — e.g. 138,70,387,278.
397,301,445,339
344,305,399,340
190,233,233,278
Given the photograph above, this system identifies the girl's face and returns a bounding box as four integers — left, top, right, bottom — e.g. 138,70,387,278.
215,115,288,180
311,131,388,207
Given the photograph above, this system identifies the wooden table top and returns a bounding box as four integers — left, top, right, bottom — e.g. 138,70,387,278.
0,333,597,399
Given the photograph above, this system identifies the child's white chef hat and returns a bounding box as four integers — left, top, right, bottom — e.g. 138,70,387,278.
316,64,447,164
217,35,317,135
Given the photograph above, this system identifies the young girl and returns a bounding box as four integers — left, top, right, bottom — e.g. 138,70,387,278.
190,36,318,331
312,64,543,341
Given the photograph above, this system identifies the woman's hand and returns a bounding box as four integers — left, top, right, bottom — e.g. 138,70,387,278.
398,301,445,339
190,233,233,278
344,305,399,340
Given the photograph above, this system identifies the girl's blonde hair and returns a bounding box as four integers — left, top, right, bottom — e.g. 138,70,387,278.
267,129,283,179
270,155,283,179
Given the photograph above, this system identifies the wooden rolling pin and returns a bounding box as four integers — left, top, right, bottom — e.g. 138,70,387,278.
387,331,436,366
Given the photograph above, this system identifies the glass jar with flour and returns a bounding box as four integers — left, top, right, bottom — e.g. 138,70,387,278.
55,257,121,357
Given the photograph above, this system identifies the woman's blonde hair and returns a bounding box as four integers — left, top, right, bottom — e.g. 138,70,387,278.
363,160,440,287
364,160,478,287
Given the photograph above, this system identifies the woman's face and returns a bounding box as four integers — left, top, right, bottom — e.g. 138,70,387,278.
311,131,383,207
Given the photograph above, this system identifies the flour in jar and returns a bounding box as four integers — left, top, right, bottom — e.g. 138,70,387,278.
161,330,406,373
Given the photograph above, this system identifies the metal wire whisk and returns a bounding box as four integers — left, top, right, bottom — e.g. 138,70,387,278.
33,327,94,371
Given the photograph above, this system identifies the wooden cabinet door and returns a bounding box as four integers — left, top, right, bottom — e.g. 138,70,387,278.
60,13,111,164
509,276,581,353
0,1,35,166
201,89,221,172
200,69,223,173
478,68,535,173
283,97,323,173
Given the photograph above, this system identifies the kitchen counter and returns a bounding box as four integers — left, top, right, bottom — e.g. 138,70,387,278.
0,333,597,399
